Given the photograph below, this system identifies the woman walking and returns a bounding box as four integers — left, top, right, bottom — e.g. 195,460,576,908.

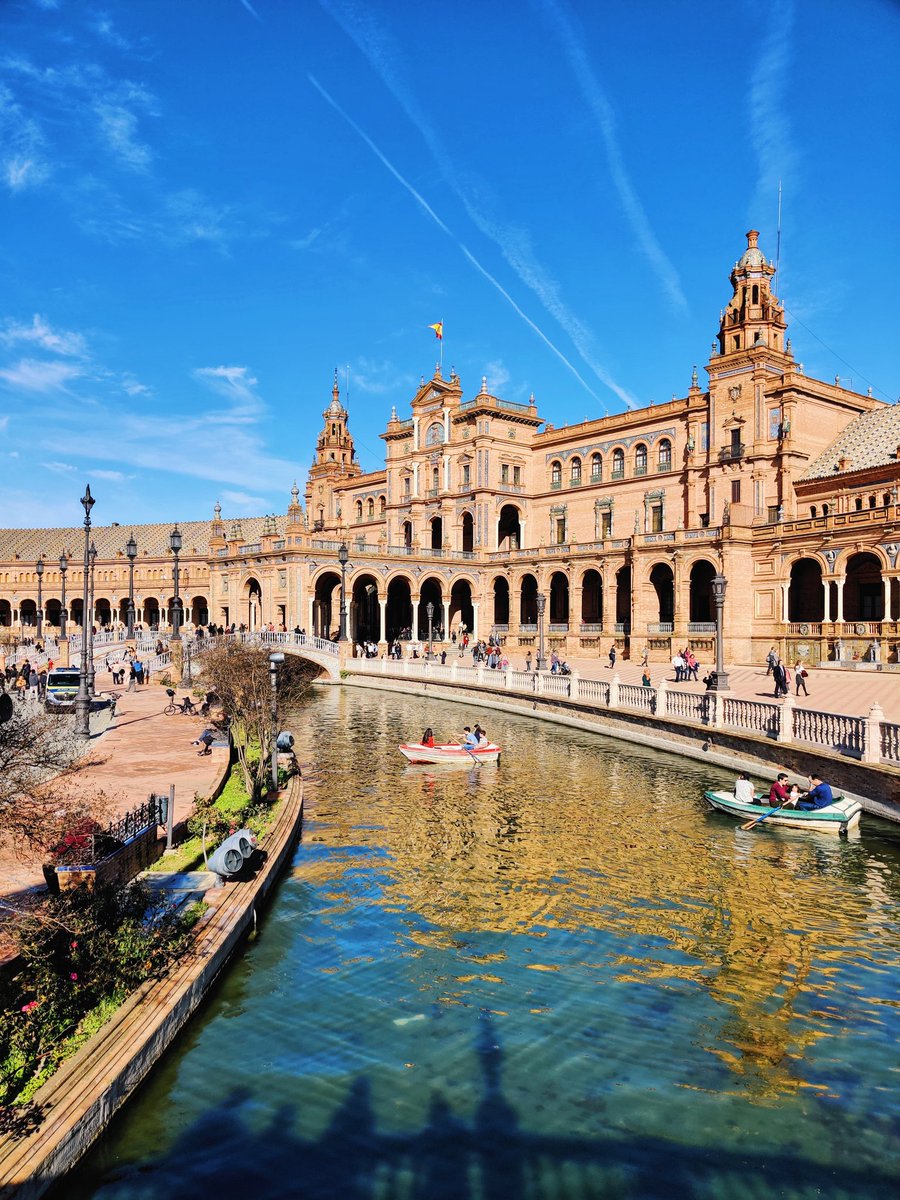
794,660,810,697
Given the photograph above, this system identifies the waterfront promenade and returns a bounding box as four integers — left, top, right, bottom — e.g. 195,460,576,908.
0,671,226,904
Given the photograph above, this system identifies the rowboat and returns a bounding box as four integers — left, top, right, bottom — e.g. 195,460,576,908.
704,788,862,834
398,741,501,765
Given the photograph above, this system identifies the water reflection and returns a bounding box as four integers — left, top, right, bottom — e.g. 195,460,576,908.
67,686,900,1198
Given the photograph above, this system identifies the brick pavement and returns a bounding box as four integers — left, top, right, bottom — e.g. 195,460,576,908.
0,671,226,903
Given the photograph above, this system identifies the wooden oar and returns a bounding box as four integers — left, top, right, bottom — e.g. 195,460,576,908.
741,796,794,831
454,733,483,767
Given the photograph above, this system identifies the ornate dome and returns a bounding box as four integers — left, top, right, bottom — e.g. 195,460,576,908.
738,229,767,269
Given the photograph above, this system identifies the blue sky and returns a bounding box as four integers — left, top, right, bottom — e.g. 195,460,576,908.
1,0,898,529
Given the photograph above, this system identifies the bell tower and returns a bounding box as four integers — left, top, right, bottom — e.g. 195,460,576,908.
304,370,361,532
715,230,788,359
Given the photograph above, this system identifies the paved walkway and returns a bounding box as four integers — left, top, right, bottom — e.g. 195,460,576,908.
418,652,900,722
0,671,226,904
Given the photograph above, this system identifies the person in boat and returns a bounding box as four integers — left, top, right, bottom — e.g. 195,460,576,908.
421,727,435,748
766,771,791,807
795,773,834,810
474,723,488,745
462,726,479,748
734,772,754,804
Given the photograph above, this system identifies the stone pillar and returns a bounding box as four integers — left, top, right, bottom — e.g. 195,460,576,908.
58,639,71,667
822,578,830,623
781,583,790,623
308,596,315,636
609,672,620,708
656,677,668,717
169,639,184,682
836,578,845,625
882,576,891,622
471,600,480,640
379,598,387,644
442,599,450,642
778,695,795,744
864,703,885,764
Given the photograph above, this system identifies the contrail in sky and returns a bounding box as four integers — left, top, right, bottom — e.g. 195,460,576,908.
533,0,687,314
749,1,796,230
238,0,262,21
315,0,636,408
308,75,604,403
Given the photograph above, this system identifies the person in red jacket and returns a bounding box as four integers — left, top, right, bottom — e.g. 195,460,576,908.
767,772,791,806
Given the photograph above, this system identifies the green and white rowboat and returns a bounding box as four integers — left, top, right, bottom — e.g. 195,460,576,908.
704,788,862,834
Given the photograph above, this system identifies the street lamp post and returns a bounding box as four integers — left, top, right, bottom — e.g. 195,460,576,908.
268,651,285,793
87,542,97,697
536,591,547,672
337,542,348,641
59,552,68,640
35,556,44,641
125,533,137,640
709,573,730,691
169,527,183,641
426,601,435,660
74,486,95,739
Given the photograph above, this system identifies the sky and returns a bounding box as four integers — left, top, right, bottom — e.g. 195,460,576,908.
1,0,898,530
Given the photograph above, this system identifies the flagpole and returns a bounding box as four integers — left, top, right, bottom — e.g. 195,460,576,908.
440,316,443,374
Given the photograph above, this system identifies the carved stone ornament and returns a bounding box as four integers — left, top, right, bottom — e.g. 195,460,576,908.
881,542,900,568
823,548,839,571
728,384,742,403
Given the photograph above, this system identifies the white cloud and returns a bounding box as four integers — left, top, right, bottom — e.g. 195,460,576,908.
41,460,76,474
238,0,263,21
90,468,131,482
0,358,83,391
193,365,262,421
351,358,412,396
94,102,152,171
483,361,511,396
121,373,151,396
1,314,88,357
222,489,268,510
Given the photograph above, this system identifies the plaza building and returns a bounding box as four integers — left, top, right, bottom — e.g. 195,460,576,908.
1,231,898,667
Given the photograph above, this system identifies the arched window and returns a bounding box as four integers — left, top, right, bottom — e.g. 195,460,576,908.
380,496,386,515
570,457,582,484
432,466,440,493
752,284,759,304
612,449,625,479
822,503,830,516
634,444,648,476
591,453,602,481
855,497,863,511
869,495,877,509
425,422,444,446
810,506,817,517
551,461,562,487
367,498,375,519
657,439,672,470
355,500,363,521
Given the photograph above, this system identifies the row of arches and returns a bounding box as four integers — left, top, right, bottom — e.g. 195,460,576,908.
395,505,522,553
0,596,209,628
788,554,887,622
549,440,673,487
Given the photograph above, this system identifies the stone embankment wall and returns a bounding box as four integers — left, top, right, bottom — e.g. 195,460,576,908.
0,775,304,1200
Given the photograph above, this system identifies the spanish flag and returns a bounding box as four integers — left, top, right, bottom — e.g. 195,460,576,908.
429,322,443,340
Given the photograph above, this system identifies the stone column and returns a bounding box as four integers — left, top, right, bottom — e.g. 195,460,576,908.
822,578,830,623
379,598,387,644
471,600,480,641
307,596,315,636
882,576,891,622
836,577,845,625
442,599,450,642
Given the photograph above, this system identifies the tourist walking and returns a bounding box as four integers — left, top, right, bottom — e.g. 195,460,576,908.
525,651,533,672
607,644,616,669
765,646,777,676
772,659,790,697
794,660,809,697
671,651,684,682
640,645,649,668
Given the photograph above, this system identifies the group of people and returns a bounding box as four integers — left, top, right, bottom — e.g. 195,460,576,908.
765,648,810,697
671,649,700,682
419,722,489,749
735,770,834,811
2,660,47,701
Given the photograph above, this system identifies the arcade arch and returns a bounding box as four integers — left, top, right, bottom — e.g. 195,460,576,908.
649,563,674,625
497,504,521,551
350,573,380,643
689,560,716,623
492,575,510,627
581,568,602,625
844,552,884,621
788,558,824,623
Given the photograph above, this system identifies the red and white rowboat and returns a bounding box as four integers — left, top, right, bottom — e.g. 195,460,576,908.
398,741,501,765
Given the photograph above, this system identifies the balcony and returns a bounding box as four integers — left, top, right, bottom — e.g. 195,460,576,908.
590,472,602,484
647,622,674,634
550,480,562,490
569,476,582,487
657,458,672,472
719,443,745,463
425,488,440,499
611,468,625,480
634,463,648,476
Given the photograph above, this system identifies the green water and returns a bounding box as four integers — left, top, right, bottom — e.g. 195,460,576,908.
68,686,900,1199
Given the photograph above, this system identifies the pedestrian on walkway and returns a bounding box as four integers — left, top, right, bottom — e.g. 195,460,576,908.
765,646,777,676
671,651,684,682
525,651,533,672
128,661,138,691
608,644,617,669
640,645,649,668
794,660,809,697
772,658,788,697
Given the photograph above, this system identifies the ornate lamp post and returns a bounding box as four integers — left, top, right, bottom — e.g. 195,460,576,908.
169,526,183,641
87,542,98,696
709,572,730,691
125,533,137,640
426,600,435,660
35,556,44,640
337,542,348,641
59,552,68,640
74,486,94,739
268,650,285,793
536,591,547,672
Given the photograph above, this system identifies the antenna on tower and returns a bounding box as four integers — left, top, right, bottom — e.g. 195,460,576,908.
346,363,350,405
774,180,783,284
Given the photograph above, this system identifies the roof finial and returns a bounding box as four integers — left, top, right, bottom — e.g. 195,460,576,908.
332,368,339,399
390,404,398,421
481,375,488,394
691,364,698,387
214,500,221,517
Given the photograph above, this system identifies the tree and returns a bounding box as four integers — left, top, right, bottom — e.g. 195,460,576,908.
0,707,113,860
198,643,313,801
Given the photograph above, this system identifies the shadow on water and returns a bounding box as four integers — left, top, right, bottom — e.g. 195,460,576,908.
67,1011,898,1200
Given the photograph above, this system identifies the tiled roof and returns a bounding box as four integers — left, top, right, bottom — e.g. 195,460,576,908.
0,515,281,561
801,403,900,480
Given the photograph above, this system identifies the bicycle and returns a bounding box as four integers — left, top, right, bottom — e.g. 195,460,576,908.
163,688,197,716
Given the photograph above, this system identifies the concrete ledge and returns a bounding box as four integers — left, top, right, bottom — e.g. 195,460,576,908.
337,675,900,820
0,775,304,1200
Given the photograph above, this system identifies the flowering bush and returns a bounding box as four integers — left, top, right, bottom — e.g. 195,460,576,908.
0,881,197,1115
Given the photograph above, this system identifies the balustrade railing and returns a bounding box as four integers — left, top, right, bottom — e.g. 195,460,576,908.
881,722,900,764
619,682,655,712
665,690,708,723
792,708,865,758
722,697,779,738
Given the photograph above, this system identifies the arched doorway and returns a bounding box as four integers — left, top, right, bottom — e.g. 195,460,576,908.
0,599,11,627
70,598,84,627
615,566,631,632
519,573,538,624
549,571,569,627
497,504,521,551
689,561,716,623
387,576,413,641
450,579,474,636
45,598,62,628
351,574,380,643
191,596,209,626
417,577,443,640
649,563,674,625
492,576,510,628
19,599,37,628
243,578,263,630
402,521,413,551
461,512,474,554
313,572,340,638
844,553,884,620
143,598,159,629
94,597,112,627
788,559,824,622
581,569,602,627
430,517,443,552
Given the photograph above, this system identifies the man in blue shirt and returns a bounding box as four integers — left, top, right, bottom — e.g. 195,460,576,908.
797,773,833,810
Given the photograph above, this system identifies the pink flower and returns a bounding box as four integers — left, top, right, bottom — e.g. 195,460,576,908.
70,941,78,950
21,1000,39,1014
69,972,78,981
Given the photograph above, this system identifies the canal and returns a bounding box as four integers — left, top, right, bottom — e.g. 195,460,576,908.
69,685,900,1198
